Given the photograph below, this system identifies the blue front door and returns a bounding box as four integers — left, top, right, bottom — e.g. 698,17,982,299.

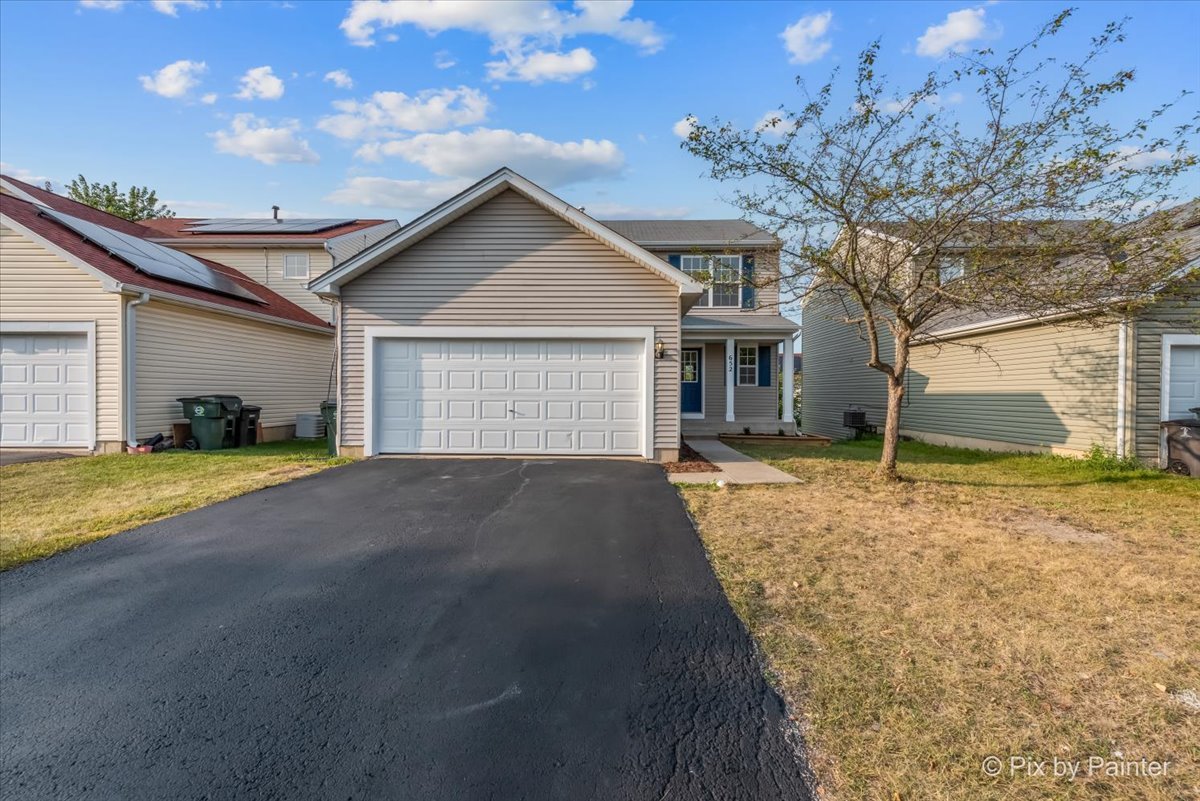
681,348,702,414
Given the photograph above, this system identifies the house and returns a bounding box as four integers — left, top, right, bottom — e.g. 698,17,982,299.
308,168,799,461
801,210,1200,467
0,178,341,452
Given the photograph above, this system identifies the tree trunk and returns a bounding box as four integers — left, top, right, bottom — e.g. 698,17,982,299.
874,334,910,481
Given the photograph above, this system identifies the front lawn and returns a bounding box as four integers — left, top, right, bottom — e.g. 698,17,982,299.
0,440,352,570
680,439,1199,801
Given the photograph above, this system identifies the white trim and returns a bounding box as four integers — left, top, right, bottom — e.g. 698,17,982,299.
736,341,760,386
361,325,656,459
915,309,1083,342
309,168,704,296
681,344,705,420
120,286,334,336
782,335,795,425
725,337,736,422
0,213,123,292
0,320,97,451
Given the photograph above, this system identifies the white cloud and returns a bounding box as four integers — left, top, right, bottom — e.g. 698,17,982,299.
672,115,696,138
325,176,472,209
341,0,662,51
754,111,796,138
211,114,319,165
151,0,208,16
201,92,218,104
781,11,832,65
1108,146,1178,172
916,7,991,58
235,66,285,100
79,1,127,10
586,202,690,219
0,162,57,190
324,69,354,89
317,86,490,139
873,91,966,114
139,59,207,99
434,50,456,69
355,128,624,187
340,0,660,84
486,47,596,83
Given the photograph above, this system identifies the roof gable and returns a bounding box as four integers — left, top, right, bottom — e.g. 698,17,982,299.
308,168,704,296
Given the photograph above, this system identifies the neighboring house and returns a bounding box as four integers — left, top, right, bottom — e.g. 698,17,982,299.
2,177,398,325
309,168,799,461
0,181,336,452
801,211,1200,467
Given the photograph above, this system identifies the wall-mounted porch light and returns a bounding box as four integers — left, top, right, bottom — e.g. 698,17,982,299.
655,338,666,359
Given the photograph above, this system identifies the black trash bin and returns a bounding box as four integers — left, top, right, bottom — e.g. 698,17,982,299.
177,395,242,450
236,405,262,447
1161,418,1200,477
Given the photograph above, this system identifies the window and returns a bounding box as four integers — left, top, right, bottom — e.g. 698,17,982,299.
681,350,699,383
737,345,758,386
680,254,743,307
937,256,965,285
283,253,310,279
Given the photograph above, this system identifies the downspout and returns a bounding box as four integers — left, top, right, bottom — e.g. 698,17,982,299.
125,292,151,448
1116,320,1129,458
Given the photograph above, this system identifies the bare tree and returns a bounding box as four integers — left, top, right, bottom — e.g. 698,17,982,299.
683,10,1198,480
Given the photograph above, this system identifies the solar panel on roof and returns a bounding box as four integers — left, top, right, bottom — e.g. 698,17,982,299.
40,208,265,304
183,218,355,234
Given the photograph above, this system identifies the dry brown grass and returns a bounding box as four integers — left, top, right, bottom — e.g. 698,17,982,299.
681,440,1199,801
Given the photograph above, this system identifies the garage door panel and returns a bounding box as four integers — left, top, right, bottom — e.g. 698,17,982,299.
0,332,91,447
375,337,645,455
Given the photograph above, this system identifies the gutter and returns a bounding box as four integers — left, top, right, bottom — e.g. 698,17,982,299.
124,291,151,448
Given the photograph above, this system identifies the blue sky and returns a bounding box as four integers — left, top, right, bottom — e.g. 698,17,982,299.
1,0,1197,222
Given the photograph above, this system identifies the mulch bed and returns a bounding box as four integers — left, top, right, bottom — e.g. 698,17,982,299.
661,442,718,473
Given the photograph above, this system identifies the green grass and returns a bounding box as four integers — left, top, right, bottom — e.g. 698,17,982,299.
681,438,1199,800
0,440,353,570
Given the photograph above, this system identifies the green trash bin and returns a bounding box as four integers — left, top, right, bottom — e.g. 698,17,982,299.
320,401,337,456
178,396,242,450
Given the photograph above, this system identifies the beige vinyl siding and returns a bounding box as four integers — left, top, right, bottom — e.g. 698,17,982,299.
903,323,1120,455
1132,292,1200,464
134,300,334,438
0,224,124,445
696,343,778,421
164,245,334,322
327,222,400,266
339,189,682,454
800,287,892,439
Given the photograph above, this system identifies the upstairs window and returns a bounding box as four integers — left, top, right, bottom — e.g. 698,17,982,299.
680,254,743,307
284,253,310,280
937,256,965,285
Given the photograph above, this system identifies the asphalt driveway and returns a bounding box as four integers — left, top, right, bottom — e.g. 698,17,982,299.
0,458,813,800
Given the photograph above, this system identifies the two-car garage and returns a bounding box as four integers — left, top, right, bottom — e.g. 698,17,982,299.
367,332,652,458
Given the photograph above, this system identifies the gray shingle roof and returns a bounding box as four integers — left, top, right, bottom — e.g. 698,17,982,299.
599,219,778,247
683,313,799,333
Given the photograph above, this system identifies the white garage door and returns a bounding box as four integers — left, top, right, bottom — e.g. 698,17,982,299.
1167,344,1200,419
0,333,91,447
375,338,645,455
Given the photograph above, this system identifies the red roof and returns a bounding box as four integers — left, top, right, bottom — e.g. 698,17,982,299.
139,216,391,241
1,191,332,331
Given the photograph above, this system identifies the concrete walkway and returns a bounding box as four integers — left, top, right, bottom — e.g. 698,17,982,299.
668,438,801,485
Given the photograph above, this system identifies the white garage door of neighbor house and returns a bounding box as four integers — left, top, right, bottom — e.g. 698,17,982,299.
1168,344,1200,419
0,333,91,447
375,339,645,455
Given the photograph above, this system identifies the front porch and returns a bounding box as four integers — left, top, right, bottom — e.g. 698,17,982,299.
678,313,799,437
